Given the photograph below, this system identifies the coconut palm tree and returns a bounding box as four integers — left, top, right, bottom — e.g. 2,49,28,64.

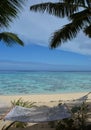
30,0,91,48
0,0,26,46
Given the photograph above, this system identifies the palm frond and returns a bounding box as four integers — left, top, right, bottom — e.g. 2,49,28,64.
69,9,91,29
0,0,26,28
64,0,90,7
0,32,24,46
50,22,83,48
70,9,91,22
30,2,79,18
84,25,91,37
30,0,91,48
86,0,91,7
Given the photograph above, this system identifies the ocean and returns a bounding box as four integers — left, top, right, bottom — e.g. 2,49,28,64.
0,71,91,95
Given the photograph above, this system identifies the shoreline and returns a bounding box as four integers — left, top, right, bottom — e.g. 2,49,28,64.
0,92,91,106
0,91,90,95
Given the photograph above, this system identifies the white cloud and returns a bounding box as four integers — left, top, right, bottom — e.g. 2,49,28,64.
3,0,91,55
60,31,91,55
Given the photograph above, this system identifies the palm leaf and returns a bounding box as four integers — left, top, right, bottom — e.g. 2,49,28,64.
0,0,26,28
70,9,91,24
84,25,91,37
30,0,91,48
86,0,91,7
0,32,24,46
64,0,89,7
69,9,91,35
50,22,83,48
30,2,79,18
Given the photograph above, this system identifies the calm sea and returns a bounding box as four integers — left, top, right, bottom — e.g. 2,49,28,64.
0,71,91,95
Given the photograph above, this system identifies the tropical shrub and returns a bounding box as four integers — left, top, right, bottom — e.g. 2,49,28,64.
55,102,89,130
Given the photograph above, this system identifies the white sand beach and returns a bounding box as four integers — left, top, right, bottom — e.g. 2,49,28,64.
0,92,91,106
0,92,91,130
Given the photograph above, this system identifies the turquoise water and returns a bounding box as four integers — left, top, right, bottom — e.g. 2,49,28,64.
0,71,91,95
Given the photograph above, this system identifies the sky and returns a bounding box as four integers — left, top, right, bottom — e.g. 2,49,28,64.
0,0,91,71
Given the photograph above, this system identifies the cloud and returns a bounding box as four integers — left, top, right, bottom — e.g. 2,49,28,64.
60,31,91,55
3,0,91,55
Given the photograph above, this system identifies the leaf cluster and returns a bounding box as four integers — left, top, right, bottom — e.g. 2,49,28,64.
0,0,26,46
49,102,90,130
0,0,25,28
0,32,24,46
30,0,91,48
11,97,36,108
55,102,89,130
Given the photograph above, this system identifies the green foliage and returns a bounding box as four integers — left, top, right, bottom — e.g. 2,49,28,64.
11,97,36,108
30,2,78,18
0,32,24,46
56,118,74,130
72,102,89,130
0,0,26,28
0,0,25,46
48,121,56,128
30,0,91,48
55,102,89,130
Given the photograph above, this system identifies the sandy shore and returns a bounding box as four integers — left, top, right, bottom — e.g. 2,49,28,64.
0,92,91,105
0,92,91,130
0,92,91,113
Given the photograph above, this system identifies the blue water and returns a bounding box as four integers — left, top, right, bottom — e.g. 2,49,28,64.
0,71,91,95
